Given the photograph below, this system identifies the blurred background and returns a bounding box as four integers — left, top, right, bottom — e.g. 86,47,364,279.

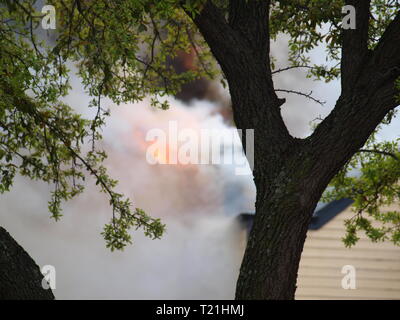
1,32,400,299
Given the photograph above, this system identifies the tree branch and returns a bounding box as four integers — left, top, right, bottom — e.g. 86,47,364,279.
272,65,314,75
304,9,400,191
370,11,400,87
275,89,326,106
186,0,294,163
341,0,371,95
228,0,270,62
358,149,399,161
184,1,246,76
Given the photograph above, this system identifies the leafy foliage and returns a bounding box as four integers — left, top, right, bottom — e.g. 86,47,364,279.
323,111,400,247
0,0,222,250
270,0,400,81
1,0,400,250
268,0,400,248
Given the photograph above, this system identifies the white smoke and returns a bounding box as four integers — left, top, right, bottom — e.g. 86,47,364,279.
0,87,255,299
0,30,346,300
3,9,400,301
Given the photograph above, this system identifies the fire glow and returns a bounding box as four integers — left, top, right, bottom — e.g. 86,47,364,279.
143,120,254,176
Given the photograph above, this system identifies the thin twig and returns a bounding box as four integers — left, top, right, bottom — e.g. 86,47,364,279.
358,149,399,161
275,89,326,106
272,65,314,74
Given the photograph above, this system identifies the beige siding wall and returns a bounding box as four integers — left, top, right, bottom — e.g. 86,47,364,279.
296,206,400,300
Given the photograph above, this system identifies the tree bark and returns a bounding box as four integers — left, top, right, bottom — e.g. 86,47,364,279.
235,157,319,299
236,197,314,299
187,0,400,299
0,226,55,300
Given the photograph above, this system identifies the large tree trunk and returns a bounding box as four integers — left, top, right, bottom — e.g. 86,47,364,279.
189,0,400,299
235,194,314,299
235,144,329,299
0,226,55,300
235,185,313,298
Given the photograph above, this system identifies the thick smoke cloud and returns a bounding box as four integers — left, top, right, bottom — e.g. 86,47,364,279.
1,86,255,299
0,30,352,299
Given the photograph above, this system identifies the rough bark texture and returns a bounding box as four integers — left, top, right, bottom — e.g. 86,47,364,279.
0,226,55,300
186,0,400,299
